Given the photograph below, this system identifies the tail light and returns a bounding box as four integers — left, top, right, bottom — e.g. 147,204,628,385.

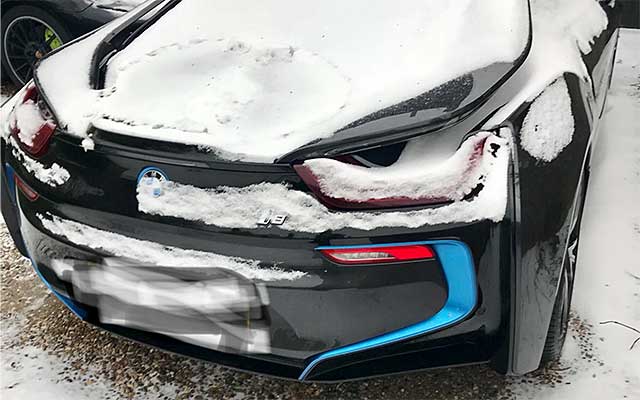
294,133,490,210
9,82,57,157
14,174,40,201
319,244,435,265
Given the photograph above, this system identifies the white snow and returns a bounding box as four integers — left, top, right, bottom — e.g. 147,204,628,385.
2,345,117,400
12,100,47,147
485,0,609,127
509,28,640,400
301,131,494,203
0,86,26,140
37,213,306,282
35,2,169,136
36,0,528,161
80,137,95,152
521,77,575,162
137,131,511,232
8,137,70,187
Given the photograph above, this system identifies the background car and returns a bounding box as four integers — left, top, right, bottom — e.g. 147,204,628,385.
1,0,143,86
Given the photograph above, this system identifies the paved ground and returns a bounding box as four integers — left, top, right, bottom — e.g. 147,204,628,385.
1,29,638,400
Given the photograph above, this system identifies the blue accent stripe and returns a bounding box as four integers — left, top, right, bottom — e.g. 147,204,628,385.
300,240,477,380
28,257,88,319
6,170,87,319
4,163,17,204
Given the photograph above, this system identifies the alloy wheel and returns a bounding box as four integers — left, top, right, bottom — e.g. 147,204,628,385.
3,16,63,85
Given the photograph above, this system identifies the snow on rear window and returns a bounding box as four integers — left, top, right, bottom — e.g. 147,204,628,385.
36,0,529,162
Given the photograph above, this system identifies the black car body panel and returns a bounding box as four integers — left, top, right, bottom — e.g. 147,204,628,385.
0,0,627,382
0,1,136,37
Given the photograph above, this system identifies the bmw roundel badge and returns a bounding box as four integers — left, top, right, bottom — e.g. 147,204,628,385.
137,167,168,198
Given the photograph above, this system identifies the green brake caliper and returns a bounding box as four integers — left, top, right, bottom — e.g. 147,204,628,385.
44,28,62,49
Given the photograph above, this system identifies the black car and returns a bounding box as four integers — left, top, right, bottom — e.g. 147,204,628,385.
1,0,142,85
0,0,631,382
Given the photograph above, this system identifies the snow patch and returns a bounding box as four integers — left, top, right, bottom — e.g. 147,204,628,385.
93,39,351,160
81,137,95,152
8,137,70,187
521,77,575,162
486,0,608,126
0,85,27,140
138,132,511,232
2,345,117,400
12,100,45,147
302,131,493,203
37,213,306,282
35,5,158,135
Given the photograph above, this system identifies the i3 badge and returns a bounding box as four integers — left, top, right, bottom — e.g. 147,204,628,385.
257,210,287,226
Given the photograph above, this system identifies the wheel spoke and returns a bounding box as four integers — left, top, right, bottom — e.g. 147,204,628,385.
8,30,28,47
13,62,30,73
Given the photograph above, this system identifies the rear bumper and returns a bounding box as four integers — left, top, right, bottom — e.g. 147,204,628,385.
1,152,514,381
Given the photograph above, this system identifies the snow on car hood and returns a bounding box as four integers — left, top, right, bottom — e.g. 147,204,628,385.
36,0,529,162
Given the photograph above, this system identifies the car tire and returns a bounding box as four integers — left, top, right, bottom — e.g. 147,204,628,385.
1,6,73,86
539,164,589,366
540,265,571,364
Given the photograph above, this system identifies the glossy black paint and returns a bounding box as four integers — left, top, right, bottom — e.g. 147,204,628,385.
0,0,124,38
0,0,624,381
507,9,619,373
1,166,511,380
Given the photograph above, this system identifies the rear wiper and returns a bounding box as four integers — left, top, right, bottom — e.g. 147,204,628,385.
90,0,183,89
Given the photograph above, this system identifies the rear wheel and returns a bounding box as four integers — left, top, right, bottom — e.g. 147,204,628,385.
540,166,588,365
1,6,72,86
541,264,571,364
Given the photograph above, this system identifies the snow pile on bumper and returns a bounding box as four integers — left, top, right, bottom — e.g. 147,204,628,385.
37,213,306,282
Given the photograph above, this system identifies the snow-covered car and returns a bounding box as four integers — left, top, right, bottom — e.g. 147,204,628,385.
0,0,626,381
0,0,145,86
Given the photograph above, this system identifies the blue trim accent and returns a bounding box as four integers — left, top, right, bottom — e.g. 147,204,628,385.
8,182,87,319
300,240,477,380
137,167,169,184
28,257,88,319
4,163,17,204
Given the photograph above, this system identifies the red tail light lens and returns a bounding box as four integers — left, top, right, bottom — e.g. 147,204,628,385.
319,244,435,265
9,83,57,157
294,134,489,210
14,174,39,201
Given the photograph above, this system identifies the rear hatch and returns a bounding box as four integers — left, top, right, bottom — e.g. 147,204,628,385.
35,0,530,162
